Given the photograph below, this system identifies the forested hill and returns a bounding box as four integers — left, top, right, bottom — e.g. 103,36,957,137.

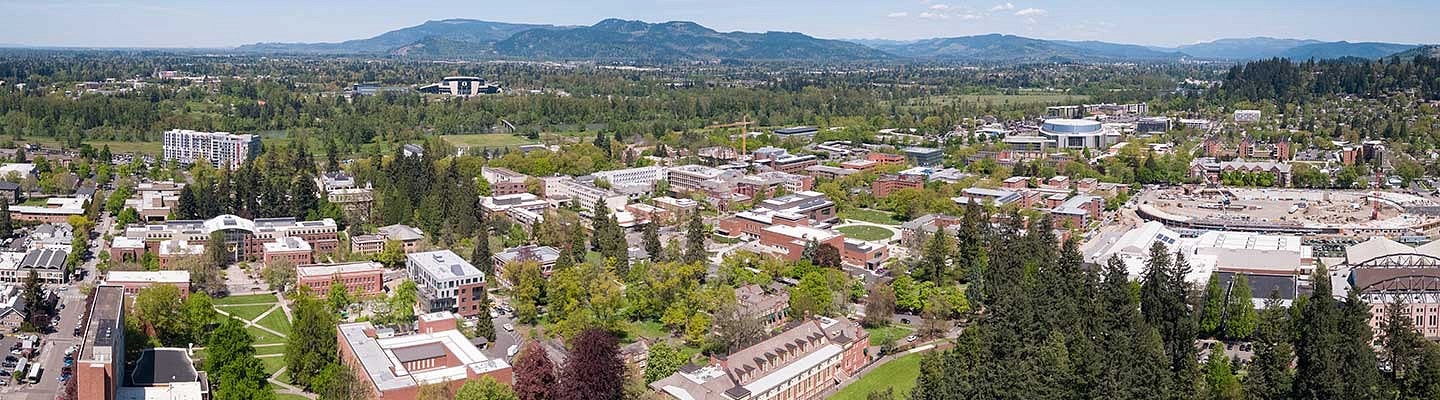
1218,57,1440,103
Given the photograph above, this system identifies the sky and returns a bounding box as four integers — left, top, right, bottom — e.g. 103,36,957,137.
2,0,1438,48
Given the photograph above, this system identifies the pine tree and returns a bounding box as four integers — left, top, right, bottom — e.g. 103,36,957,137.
642,221,662,261
285,294,338,391
1200,273,1226,336
916,231,950,284
1244,295,1294,400
472,283,496,342
176,186,199,219
1140,244,1198,392
683,212,706,264
1224,274,1257,339
0,197,11,238
472,227,494,276
1293,263,1352,400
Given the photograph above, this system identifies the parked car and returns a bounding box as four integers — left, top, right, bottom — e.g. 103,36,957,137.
502,324,514,332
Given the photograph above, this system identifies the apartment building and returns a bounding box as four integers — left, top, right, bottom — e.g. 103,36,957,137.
406,250,487,317
161,129,260,169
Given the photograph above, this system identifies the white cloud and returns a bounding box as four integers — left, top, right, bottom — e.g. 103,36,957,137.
990,2,1015,11
959,14,984,20
929,4,950,10
1015,7,1047,16
887,11,909,17
919,11,949,20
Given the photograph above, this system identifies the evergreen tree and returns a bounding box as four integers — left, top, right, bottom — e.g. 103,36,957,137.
21,270,50,330
0,197,11,238
1378,300,1440,400
285,294,339,391
1201,352,1242,400
1139,244,1198,392
176,186,199,219
1200,273,1225,336
1244,295,1294,400
472,227,494,276
642,221,662,261
1224,274,1257,339
916,231,950,284
683,212,706,264
472,283,496,342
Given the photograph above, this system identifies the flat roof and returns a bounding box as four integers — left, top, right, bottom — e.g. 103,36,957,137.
297,262,383,278
81,286,126,362
107,271,190,284
408,250,483,281
129,348,199,386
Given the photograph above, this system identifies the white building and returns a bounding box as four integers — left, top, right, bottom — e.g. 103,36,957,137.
405,250,486,315
162,129,260,169
541,177,628,211
591,166,667,191
1234,109,1262,123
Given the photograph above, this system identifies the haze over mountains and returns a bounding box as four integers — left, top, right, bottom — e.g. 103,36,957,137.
233,18,1429,63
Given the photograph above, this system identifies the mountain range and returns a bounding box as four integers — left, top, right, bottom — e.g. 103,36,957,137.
234,19,1428,63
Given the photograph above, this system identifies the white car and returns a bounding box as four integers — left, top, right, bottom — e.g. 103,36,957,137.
506,345,519,358
503,324,514,332
905,335,918,343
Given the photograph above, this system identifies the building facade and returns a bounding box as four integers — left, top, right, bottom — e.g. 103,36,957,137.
406,250,487,317
161,129,260,169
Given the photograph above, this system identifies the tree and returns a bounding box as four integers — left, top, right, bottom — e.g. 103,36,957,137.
327,281,353,315
455,376,518,400
1201,352,1243,400
134,284,184,343
387,279,419,324
683,212,706,264
1293,263,1382,400
644,342,687,384
1200,273,1225,336
473,283,496,342
205,231,229,269
915,231,951,284
1245,296,1294,400
472,229,495,276
642,221,662,261
812,242,841,268
1139,243,1197,390
181,293,218,345
711,303,766,352
286,294,339,391
863,283,896,328
20,270,51,331
512,341,557,400
263,258,297,292
0,197,11,238
789,271,837,317
508,261,545,324
557,328,625,400
204,318,254,375
1224,274,1257,339
416,382,455,400
206,318,275,400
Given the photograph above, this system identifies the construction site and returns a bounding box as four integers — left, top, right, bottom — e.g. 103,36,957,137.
1132,187,1440,238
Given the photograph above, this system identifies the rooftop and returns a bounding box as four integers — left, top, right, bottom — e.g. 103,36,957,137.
107,270,191,285
408,250,483,281
297,261,384,278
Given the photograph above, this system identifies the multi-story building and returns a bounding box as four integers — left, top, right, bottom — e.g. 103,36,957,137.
872,174,925,198
773,126,819,141
1046,105,1083,119
0,249,68,283
124,181,184,222
417,76,501,96
493,245,562,282
327,188,375,222
736,284,789,329
650,317,869,400
262,237,314,266
407,250,487,317
653,196,698,222
591,166,667,192
297,261,385,297
1050,195,1104,228
666,165,742,204
804,165,860,180
350,224,426,255
125,215,338,261
839,159,877,171
899,214,965,249
479,193,548,217
78,285,210,400
1188,158,1292,187
736,172,814,199
105,271,191,298
1234,109,1262,123
161,129,260,169
542,176,628,211
337,312,512,400
1137,117,1171,133
866,152,905,167
10,197,88,223
902,146,945,167
482,167,531,196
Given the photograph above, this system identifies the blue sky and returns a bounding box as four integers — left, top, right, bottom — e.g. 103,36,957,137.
3,0,1437,48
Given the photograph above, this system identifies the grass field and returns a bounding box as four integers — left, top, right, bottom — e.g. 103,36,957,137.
214,293,279,305
276,394,309,400
21,138,164,155
247,325,287,345
255,309,293,336
866,325,916,346
839,209,905,225
440,134,538,149
831,353,924,400
254,345,287,356
626,320,671,341
838,225,895,241
218,304,276,321
260,356,286,377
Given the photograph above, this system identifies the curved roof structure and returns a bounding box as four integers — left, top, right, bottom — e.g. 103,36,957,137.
201,214,256,234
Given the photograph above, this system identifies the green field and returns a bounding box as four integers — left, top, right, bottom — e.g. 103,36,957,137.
218,304,276,321
866,325,915,346
255,309,293,336
838,225,895,241
21,138,164,155
254,344,287,356
831,353,924,400
214,293,279,305
247,325,288,345
260,356,286,377
839,209,905,225
276,394,309,400
440,134,538,149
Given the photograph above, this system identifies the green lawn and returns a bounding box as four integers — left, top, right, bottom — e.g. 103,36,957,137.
710,234,740,244
866,325,915,346
21,138,164,155
218,304,276,321
247,325,288,345
255,309,293,336
260,356,286,377
440,134,538,149
886,93,1091,108
838,225,895,241
626,320,671,341
214,293,279,305
831,353,924,400
276,394,309,400
254,345,287,356
839,209,904,225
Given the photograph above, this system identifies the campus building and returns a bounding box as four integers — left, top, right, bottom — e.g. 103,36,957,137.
872,174,924,198
902,146,944,167
481,167,531,196
297,261,385,297
104,270,191,298
351,224,426,255
161,129,260,169
337,312,512,400
124,214,338,262
78,285,210,400
650,317,869,400
407,250,487,317
417,76,501,96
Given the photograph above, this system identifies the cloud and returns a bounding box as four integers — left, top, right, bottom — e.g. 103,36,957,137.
1015,7,1047,16
990,2,1015,11
919,11,949,20
929,4,950,10
958,14,984,20
887,11,909,17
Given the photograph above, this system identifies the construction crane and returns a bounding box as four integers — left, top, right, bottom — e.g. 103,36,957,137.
705,115,754,154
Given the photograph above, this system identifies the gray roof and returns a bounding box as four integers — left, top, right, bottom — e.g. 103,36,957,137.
392,342,448,363
128,348,199,386
20,249,67,270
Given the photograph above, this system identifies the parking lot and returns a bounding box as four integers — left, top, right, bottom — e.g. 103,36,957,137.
1,284,88,400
